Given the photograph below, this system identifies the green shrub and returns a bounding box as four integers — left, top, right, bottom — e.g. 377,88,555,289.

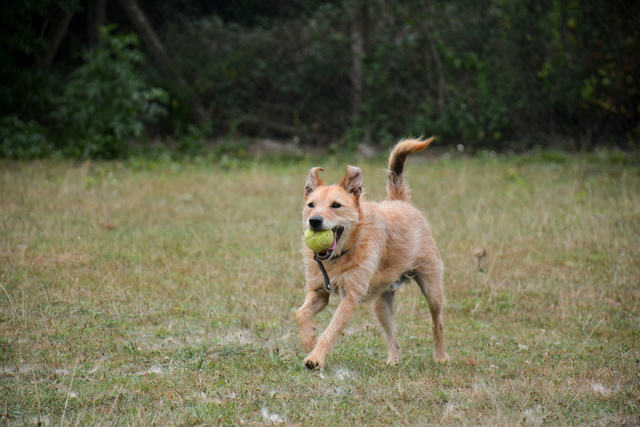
0,116,51,159
52,26,167,159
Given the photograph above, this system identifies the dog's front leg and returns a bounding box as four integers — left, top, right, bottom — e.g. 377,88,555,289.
303,287,360,369
296,289,330,353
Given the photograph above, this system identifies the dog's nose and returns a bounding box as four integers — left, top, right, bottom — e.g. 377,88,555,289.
308,215,323,230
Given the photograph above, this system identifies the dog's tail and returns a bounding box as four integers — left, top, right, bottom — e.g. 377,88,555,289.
386,137,435,201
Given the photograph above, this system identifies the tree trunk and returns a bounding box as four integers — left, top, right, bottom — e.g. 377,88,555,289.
87,0,107,47
116,0,210,125
350,0,370,144
37,2,78,68
422,15,447,117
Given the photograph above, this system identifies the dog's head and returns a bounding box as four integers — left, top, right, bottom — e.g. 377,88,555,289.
302,165,363,260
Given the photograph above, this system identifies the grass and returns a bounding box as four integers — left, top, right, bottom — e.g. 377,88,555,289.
1,150,639,425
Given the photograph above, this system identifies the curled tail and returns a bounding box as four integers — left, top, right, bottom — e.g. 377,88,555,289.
386,137,435,201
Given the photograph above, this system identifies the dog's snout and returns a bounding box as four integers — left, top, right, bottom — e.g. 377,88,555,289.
308,215,323,230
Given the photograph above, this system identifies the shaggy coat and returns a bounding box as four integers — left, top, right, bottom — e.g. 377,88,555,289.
296,137,449,369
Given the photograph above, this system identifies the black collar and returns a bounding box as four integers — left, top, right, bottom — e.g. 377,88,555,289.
313,248,350,292
313,255,332,292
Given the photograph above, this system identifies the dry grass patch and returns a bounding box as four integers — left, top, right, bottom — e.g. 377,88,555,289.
1,153,639,425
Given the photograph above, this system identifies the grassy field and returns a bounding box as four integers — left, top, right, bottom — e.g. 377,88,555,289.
1,151,639,425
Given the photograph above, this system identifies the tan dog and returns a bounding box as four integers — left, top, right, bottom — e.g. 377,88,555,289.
296,137,449,369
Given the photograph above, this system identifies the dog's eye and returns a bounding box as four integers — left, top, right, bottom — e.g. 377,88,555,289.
331,202,342,209
307,202,315,208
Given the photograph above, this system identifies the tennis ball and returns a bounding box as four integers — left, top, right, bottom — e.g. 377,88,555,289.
304,228,334,253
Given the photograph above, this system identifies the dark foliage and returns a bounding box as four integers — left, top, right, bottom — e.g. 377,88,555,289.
0,0,638,158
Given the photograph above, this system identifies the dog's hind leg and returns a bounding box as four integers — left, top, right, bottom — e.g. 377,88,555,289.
296,290,330,353
374,290,401,366
414,266,449,363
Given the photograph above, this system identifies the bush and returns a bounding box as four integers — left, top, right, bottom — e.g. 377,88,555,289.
0,116,51,159
52,26,167,159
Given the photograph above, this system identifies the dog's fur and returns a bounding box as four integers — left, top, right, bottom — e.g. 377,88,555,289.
296,137,449,369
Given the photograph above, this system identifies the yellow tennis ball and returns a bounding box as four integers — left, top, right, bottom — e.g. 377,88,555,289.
304,228,334,253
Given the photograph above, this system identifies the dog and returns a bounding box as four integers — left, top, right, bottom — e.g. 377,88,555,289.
296,137,449,369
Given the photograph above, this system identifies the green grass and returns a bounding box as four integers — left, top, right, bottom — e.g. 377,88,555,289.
1,152,639,425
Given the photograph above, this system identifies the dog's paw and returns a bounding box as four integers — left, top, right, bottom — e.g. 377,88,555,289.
385,355,400,366
434,352,450,364
385,343,401,366
303,353,323,370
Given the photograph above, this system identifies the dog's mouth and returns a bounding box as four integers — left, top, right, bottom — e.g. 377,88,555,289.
315,226,344,261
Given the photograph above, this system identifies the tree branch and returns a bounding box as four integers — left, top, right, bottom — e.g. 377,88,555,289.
116,0,210,125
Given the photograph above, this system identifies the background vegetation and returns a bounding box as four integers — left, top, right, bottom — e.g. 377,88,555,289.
1,0,639,159
1,154,639,424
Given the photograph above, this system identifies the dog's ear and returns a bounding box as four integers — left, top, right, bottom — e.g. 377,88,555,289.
305,167,324,196
340,165,363,198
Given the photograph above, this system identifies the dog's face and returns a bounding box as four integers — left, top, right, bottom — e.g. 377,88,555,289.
302,166,363,260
